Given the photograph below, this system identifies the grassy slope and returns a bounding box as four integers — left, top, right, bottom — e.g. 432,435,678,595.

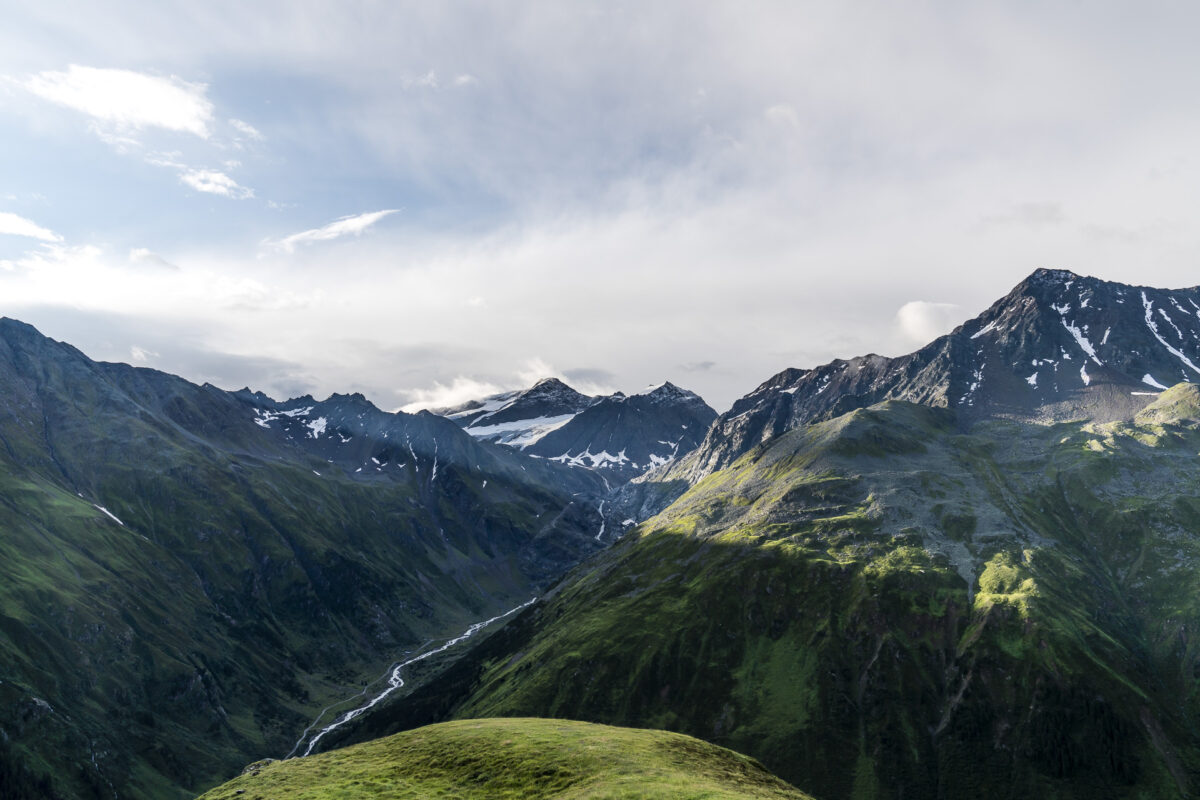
348,389,1200,799
195,718,813,800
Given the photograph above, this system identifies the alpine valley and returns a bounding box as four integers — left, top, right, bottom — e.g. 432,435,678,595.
7,268,1200,800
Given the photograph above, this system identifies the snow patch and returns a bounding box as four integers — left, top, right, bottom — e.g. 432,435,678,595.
1143,373,1169,389
1062,319,1102,364
307,417,328,438
1159,307,1185,340
1143,292,1200,376
550,448,629,469
1026,372,1038,387
93,505,124,526
970,320,999,339
464,413,576,448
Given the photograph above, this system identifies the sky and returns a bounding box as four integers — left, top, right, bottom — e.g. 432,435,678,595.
3,2,1200,413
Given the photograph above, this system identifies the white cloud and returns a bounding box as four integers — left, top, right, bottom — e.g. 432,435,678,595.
894,301,965,348
128,248,178,270
401,70,439,89
270,210,399,252
400,376,503,412
130,345,157,362
144,154,253,200
180,169,254,199
22,65,213,139
516,357,558,387
764,103,801,130
229,118,264,141
0,212,61,242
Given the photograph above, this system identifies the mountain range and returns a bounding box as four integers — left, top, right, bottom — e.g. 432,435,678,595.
620,268,1200,516
0,318,610,798
304,268,1200,800
7,267,1200,799
434,377,717,483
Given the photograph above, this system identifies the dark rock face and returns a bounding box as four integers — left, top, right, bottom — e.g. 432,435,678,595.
674,268,1200,484
434,379,718,483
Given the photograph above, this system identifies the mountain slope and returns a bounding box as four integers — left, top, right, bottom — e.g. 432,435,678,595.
196,718,813,799
331,388,1200,799
436,378,717,482
660,269,1200,490
0,318,604,799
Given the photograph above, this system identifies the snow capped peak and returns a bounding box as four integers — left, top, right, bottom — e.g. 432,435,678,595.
637,380,701,403
530,376,573,392
1027,267,1081,286
432,375,716,481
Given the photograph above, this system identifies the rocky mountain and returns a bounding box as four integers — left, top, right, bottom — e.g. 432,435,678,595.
326,386,1200,799
0,318,605,799
637,268,1200,503
435,378,717,483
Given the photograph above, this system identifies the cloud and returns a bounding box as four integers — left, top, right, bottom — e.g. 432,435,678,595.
270,210,399,252
894,301,964,348
680,360,716,372
399,376,503,412
145,154,254,200
229,118,264,141
401,70,440,89
980,202,1066,228
764,103,801,130
128,248,179,270
22,65,213,139
0,212,61,242
179,169,254,199
561,367,618,395
129,345,157,362
515,357,558,387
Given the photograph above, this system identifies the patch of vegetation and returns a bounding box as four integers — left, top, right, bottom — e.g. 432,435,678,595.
195,718,813,799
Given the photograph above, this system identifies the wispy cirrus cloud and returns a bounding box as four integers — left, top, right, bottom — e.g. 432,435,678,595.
180,168,254,199
21,65,213,139
269,209,399,252
145,153,254,199
0,212,62,242
228,118,264,141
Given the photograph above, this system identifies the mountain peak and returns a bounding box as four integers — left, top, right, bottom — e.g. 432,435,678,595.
531,376,572,391
1026,267,1080,284
661,269,1200,490
638,381,701,403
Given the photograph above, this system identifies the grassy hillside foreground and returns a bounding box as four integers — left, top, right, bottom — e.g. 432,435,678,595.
195,718,812,799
